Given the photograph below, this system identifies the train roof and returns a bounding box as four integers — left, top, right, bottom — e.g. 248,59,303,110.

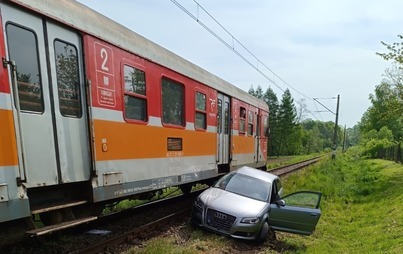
6,0,268,110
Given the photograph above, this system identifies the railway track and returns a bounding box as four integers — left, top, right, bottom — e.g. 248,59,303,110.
1,157,322,254
76,209,190,254
73,190,203,254
269,156,322,177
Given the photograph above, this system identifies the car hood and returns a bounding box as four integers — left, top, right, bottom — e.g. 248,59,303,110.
200,187,268,217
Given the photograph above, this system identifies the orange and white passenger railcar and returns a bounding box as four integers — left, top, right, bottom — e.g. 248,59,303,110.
0,0,268,239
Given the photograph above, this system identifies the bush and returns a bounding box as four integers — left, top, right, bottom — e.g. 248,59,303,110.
361,138,395,159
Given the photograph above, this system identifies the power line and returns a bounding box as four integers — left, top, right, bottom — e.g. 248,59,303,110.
171,0,317,97
171,0,337,121
170,1,281,93
313,101,324,121
313,98,336,115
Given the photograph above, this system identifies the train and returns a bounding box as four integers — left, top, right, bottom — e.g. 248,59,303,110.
0,0,268,245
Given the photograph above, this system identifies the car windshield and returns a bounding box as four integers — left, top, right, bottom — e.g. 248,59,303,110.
214,172,270,202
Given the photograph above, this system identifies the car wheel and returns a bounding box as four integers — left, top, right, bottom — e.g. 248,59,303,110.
255,221,269,243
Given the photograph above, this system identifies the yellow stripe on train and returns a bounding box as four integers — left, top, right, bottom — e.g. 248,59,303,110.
93,119,255,161
0,109,18,166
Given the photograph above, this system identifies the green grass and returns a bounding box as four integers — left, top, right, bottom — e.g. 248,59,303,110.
266,153,322,170
103,187,182,214
126,153,403,253
103,184,208,214
280,156,403,253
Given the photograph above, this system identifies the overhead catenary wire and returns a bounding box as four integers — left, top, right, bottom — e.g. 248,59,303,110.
171,0,316,99
170,0,338,121
313,101,324,121
171,0,282,91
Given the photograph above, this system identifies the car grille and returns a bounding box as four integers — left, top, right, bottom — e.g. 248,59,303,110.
205,208,236,233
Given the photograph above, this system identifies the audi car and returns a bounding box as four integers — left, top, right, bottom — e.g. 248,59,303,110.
190,166,322,242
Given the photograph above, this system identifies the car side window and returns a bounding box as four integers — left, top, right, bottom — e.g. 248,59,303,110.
281,191,322,209
276,180,283,196
270,181,279,203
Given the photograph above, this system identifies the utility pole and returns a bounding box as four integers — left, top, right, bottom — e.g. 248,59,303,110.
313,95,340,159
332,95,340,159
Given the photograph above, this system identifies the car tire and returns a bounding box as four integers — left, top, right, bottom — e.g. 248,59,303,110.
255,221,269,243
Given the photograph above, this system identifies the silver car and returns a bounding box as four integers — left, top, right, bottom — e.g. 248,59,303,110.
190,166,322,242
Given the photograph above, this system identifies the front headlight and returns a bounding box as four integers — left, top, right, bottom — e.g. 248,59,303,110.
194,197,204,209
241,217,260,224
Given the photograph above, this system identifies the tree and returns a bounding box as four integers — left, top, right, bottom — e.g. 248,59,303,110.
248,85,256,97
264,87,280,156
296,98,308,123
376,35,403,64
300,119,342,153
376,35,403,118
278,89,299,155
301,124,323,154
346,125,361,147
360,126,395,159
255,85,264,100
360,82,403,141
248,85,264,99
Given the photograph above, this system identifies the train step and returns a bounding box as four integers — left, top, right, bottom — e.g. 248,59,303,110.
26,216,98,236
30,200,88,214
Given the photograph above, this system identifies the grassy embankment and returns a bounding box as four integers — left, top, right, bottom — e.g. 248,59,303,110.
279,155,402,253
125,152,402,253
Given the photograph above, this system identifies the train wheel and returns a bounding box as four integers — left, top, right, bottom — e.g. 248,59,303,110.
40,210,64,226
180,184,192,195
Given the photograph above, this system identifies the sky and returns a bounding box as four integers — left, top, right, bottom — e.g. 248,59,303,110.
76,0,403,128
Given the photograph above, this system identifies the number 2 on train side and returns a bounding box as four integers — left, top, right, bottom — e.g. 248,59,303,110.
95,42,113,74
100,48,109,72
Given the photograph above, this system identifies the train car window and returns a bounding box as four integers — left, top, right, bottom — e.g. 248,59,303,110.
54,40,82,117
6,23,44,113
239,107,246,134
264,115,269,137
195,91,206,129
217,98,222,133
161,77,184,126
248,110,254,136
224,101,229,134
123,65,147,121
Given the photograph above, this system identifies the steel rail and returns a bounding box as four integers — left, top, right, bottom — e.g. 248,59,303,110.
68,189,204,254
269,156,322,177
73,208,190,254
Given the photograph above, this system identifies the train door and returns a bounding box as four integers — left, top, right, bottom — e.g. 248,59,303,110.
217,93,230,166
2,4,90,187
255,111,261,163
259,110,268,161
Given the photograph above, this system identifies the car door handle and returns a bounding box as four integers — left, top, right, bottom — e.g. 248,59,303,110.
310,213,318,217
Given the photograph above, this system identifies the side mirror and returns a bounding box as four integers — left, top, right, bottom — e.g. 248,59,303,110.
276,199,285,207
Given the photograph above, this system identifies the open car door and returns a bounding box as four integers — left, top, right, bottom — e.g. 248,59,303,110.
268,191,322,235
